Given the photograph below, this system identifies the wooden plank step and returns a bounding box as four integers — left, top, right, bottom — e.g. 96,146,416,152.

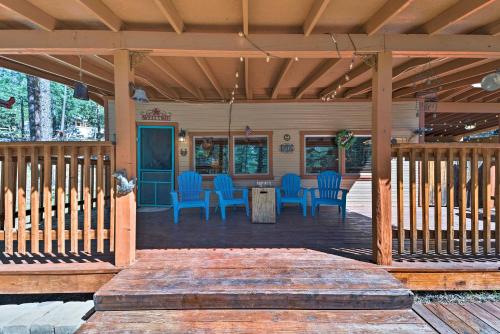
77,309,435,334
94,249,413,311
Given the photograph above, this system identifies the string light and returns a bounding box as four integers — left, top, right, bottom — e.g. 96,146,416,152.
294,57,299,61
240,56,244,62
238,31,244,37
235,72,239,78
266,55,270,63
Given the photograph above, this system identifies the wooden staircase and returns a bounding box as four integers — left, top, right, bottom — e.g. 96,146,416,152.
78,249,434,333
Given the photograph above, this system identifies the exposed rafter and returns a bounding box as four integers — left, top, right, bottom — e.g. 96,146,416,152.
2,55,113,93
474,18,500,36
438,86,471,101
77,0,122,32
271,59,294,99
417,0,495,35
467,89,500,102
0,0,56,31
46,55,114,83
194,57,225,99
242,0,249,36
147,56,199,98
452,88,482,102
393,60,500,98
482,90,500,102
432,75,486,96
154,0,184,34
343,58,434,98
321,62,371,97
244,58,252,100
295,59,340,99
363,0,412,35
392,58,482,91
303,0,330,36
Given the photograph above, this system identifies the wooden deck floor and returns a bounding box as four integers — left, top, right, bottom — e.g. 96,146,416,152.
413,302,500,333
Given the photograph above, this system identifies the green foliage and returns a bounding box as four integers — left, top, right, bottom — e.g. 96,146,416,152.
0,68,104,141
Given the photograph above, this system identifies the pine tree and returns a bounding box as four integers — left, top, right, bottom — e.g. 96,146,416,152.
27,75,41,140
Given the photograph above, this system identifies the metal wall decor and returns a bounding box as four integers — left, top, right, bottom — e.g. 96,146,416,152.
280,143,295,153
283,134,291,141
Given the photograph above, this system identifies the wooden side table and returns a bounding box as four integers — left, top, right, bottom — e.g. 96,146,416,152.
251,187,276,223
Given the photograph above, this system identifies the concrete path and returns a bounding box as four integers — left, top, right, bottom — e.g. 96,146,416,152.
0,300,93,334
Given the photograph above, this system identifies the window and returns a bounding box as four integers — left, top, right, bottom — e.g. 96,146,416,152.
193,137,229,175
345,136,372,174
233,136,269,175
304,136,339,174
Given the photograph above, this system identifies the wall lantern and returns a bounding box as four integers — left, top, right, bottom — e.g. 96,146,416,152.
178,129,187,142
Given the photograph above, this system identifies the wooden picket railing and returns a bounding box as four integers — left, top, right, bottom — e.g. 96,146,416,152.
0,142,115,255
392,143,499,255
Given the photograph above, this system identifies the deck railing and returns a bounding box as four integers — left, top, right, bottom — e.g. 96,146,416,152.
392,143,499,255
0,142,115,255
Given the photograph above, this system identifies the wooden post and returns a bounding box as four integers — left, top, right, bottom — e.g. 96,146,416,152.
371,51,392,265
114,50,137,267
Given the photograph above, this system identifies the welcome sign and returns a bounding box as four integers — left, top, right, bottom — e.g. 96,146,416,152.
140,108,172,121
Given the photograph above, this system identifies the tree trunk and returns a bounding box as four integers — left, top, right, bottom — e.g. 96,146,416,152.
27,75,41,140
60,85,67,139
39,78,52,140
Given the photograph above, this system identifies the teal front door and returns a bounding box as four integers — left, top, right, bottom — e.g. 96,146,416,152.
137,125,175,207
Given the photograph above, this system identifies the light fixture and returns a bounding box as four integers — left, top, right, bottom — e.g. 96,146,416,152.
471,83,482,88
178,129,186,142
238,31,244,37
464,124,476,130
73,56,89,101
294,57,299,61
129,83,149,103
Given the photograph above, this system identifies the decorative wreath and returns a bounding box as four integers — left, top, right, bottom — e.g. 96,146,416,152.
337,129,354,150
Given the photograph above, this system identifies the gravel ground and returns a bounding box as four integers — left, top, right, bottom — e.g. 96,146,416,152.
415,291,500,304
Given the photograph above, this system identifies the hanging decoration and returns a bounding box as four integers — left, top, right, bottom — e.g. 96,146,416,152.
337,129,354,149
245,125,252,137
112,170,137,197
0,97,15,109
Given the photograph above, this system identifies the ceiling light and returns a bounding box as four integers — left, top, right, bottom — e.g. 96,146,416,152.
471,83,481,88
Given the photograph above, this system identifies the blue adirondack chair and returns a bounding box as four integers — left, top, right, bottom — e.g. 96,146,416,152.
170,171,211,224
214,174,250,220
276,173,308,217
310,171,348,222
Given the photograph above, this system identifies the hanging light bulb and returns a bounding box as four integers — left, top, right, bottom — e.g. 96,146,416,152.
235,84,239,89
344,74,350,81
235,72,239,78
240,56,244,62
266,55,270,63
294,57,299,61
238,31,244,37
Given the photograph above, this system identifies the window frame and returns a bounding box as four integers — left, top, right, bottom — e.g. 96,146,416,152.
300,131,372,179
191,134,230,177
232,134,271,178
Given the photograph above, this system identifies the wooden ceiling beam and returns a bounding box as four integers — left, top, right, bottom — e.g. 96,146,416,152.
2,55,113,93
392,58,482,91
417,0,495,35
363,0,413,35
467,89,500,102
393,60,500,98
438,86,471,101
474,18,500,36
271,58,294,99
194,57,225,99
303,0,330,36
452,88,482,102
154,0,184,34
482,91,500,102
242,0,249,35
244,58,252,100
323,63,371,98
147,56,199,98
0,0,56,31
295,58,340,99
77,0,122,32
344,58,433,98
434,102,500,113
1,32,500,58
46,55,114,83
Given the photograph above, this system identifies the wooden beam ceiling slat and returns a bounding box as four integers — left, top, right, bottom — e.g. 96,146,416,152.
393,60,500,98
77,0,122,32
147,56,200,98
303,0,330,36
0,0,56,31
475,18,500,36
154,0,184,34
242,0,249,36
452,88,482,102
295,58,340,99
483,91,500,102
467,89,500,102
194,57,225,100
363,0,413,35
2,55,113,93
392,58,482,91
438,86,470,101
323,63,371,98
418,0,496,35
271,58,294,99
244,58,252,100
46,55,114,83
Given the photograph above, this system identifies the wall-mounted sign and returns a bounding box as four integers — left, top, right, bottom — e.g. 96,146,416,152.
140,108,172,121
280,143,294,153
283,134,291,141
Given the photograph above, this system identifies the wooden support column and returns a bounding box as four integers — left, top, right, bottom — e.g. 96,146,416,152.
113,50,137,267
372,51,392,265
